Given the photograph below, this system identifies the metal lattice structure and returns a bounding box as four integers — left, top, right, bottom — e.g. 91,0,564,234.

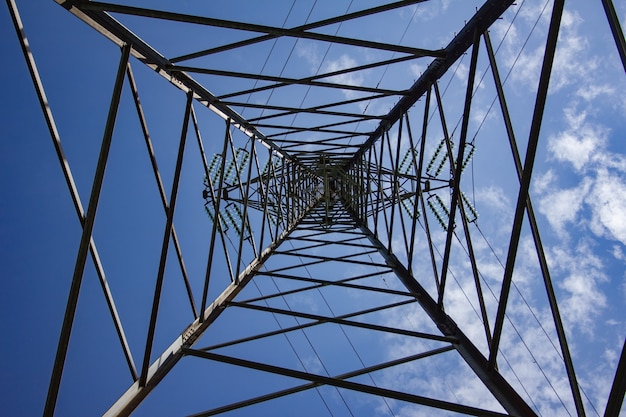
5,0,626,416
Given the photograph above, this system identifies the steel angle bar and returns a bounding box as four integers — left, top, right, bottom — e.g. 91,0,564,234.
251,147,270,253
139,91,193,387
438,29,492,346
406,107,436,285
170,0,430,63
261,257,389,277
290,225,364,235
208,54,419,101
187,345,455,417
200,299,418,352
604,338,626,417
224,130,254,281
355,221,538,417
43,43,131,417
103,197,319,417
272,248,379,259
272,240,353,255
238,274,415,305
372,139,384,233
199,118,236,317
364,148,374,225
275,237,374,253
384,126,401,252
488,0,566,378
7,0,140,384
178,66,405,98
243,93,394,123
601,0,626,73
257,267,393,283
183,349,513,417
262,121,372,136
261,136,364,147
126,64,197,319
79,2,445,58
270,250,380,266
232,101,385,123
432,80,458,305
483,29,585,415
227,302,455,343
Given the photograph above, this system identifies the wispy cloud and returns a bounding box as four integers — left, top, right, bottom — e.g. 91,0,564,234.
549,241,608,331
323,54,366,100
538,104,626,247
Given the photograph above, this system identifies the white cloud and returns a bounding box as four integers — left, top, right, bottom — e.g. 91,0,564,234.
323,55,363,86
548,241,608,331
576,84,615,101
537,178,591,237
533,169,556,195
295,40,320,67
547,107,607,171
409,63,425,78
510,44,544,89
540,105,626,246
611,245,626,261
322,54,366,100
586,168,626,245
550,10,596,92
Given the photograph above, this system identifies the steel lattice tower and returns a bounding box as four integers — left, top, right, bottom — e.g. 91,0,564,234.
5,0,626,416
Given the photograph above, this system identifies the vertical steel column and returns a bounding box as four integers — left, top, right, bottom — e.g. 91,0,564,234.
43,43,131,416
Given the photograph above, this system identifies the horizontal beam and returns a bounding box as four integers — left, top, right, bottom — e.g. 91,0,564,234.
187,345,456,417
79,1,446,58
183,348,513,417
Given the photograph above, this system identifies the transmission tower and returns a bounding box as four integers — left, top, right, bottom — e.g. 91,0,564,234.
5,0,626,416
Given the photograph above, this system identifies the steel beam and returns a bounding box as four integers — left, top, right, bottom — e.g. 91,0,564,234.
170,0,430,62
183,348,513,417
199,299,417,352
78,1,446,58
601,0,626,73
186,346,455,417
604,339,626,417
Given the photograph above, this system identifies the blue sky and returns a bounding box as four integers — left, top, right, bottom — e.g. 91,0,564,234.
1,1,625,416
